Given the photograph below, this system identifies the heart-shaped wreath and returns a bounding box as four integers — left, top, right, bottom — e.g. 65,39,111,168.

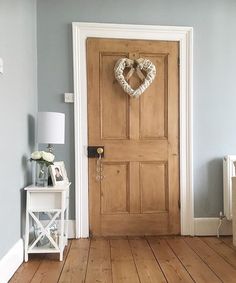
114,58,156,98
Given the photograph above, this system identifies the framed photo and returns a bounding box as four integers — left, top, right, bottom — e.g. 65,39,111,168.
49,161,68,186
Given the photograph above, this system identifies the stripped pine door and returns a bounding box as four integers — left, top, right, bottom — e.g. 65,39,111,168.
87,38,179,236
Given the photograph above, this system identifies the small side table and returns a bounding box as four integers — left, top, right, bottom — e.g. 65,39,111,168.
24,183,70,262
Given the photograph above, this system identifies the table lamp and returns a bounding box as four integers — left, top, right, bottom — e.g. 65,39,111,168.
37,112,65,152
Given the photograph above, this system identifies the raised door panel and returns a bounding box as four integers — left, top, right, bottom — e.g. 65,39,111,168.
140,54,168,139
100,53,129,140
140,162,168,213
101,162,129,214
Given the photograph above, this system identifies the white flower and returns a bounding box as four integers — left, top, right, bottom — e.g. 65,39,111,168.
30,150,55,164
41,151,55,162
31,151,42,160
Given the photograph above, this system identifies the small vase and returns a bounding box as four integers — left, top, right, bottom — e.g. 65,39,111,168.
35,162,48,187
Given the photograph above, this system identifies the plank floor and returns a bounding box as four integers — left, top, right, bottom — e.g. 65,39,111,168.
10,236,236,283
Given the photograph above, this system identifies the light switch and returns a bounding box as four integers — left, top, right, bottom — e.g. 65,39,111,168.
0,58,3,74
64,93,74,103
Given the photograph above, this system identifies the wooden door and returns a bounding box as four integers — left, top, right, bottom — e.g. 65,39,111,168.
87,38,179,236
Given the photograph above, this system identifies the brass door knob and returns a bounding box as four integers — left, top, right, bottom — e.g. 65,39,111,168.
97,147,104,155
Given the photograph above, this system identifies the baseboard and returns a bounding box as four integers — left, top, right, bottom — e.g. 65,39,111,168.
71,218,231,237
29,219,234,238
0,239,23,283
194,217,232,236
69,218,232,237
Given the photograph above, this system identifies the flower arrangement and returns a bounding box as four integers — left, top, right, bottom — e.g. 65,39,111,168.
30,151,55,166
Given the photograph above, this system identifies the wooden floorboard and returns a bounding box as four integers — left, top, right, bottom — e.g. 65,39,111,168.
202,237,236,269
110,238,140,283
10,242,72,283
85,238,112,283
167,237,221,282
185,237,236,283
9,256,43,283
10,236,236,283
30,240,72,283
58,239,90,283
147,237,194,283
221,236,236,250
129,237,167,283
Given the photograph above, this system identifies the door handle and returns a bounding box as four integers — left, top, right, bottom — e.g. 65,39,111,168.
87,146,104,158
97,147,104,155
87,146,105,181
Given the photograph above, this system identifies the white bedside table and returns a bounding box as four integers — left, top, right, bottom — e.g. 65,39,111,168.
24,183,71,262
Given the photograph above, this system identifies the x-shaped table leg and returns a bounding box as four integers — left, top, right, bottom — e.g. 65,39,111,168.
28,211,61,251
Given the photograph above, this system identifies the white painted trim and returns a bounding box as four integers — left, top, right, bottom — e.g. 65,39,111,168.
0,239,23,283
72,22,194,237
194,218,232,236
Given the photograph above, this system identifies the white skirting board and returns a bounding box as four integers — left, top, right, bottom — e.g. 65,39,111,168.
0,239,23,283
194,218,232,236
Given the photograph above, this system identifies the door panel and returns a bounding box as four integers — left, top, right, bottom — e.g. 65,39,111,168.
140,162,168,213
101,162,129,214
140,54,168,139
87,38,179,236
100,53,129,139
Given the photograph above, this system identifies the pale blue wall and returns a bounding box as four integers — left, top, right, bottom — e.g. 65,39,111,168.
0,0,37,259
37,0,236,218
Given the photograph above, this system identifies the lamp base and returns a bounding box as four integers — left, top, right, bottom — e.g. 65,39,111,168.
47,144,54,153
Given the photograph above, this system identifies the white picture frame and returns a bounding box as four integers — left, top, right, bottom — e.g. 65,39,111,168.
49,161,68,186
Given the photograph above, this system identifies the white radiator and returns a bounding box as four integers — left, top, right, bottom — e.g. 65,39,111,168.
223,155,236,220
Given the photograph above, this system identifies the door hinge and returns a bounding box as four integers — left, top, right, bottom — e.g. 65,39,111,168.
178,57,180,66
178,199,181,209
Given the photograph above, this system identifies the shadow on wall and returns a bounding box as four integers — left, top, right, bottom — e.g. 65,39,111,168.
20,114,36,237
28,114,35,151
206,158,223,216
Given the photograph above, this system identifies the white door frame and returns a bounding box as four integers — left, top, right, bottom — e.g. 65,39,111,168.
72,22,194,238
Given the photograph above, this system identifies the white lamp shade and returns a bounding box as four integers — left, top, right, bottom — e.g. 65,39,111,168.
37,112,65,144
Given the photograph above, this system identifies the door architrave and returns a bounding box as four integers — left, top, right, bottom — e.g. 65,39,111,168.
72,22,194,237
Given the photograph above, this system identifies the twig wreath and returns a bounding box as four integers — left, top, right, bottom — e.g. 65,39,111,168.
114,58,156,98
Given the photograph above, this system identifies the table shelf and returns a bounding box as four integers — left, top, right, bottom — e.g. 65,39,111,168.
28,243,60,253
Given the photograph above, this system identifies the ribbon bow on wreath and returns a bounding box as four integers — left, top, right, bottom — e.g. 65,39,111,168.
114,58,157,98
